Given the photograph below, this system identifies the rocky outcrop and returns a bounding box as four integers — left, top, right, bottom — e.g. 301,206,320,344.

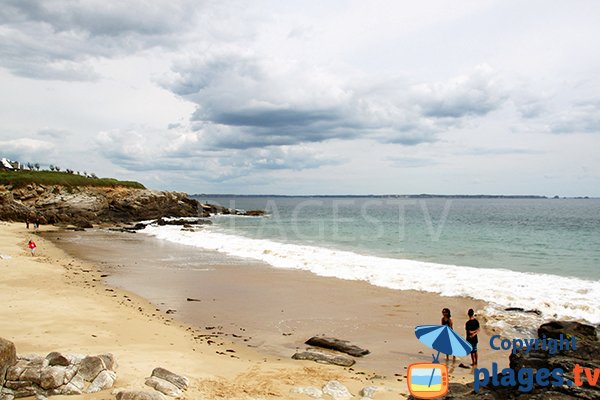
0,184,201,226
0,184,267,226
0,339,116,399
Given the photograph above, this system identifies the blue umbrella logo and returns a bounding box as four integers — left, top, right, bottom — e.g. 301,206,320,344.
415,324,473,363
414,324,473,390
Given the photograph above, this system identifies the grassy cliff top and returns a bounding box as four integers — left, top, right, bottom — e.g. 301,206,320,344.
0,170,145,189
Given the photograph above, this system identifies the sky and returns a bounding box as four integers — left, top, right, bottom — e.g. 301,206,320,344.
1,1,599,196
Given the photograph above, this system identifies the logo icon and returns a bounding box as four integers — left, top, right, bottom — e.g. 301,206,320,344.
407,362,448,399
407,325,473,399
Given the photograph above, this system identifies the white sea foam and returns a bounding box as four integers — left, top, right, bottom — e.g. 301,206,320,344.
142,225,600,326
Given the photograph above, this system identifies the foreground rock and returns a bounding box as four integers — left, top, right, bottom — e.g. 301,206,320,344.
144,367,189,397
292,349,355,367
305,337,370,357
0,338,17,388
0,337,117,399
115,389,166,400
322,380,352,399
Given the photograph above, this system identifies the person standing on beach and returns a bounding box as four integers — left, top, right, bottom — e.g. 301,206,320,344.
28,240,36,256
442,308,456,361
465,308,480,366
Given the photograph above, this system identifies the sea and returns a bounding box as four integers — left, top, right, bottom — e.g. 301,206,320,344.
140,196,600,335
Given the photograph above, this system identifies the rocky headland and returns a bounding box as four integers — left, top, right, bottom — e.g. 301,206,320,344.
0,183,262,227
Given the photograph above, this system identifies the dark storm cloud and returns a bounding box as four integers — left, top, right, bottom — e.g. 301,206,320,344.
164,54,507,151
0,0,200,80
211,108,339,129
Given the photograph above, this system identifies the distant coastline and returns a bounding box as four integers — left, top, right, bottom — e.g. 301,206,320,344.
194,194,595,199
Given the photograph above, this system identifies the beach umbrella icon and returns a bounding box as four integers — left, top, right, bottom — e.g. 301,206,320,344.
415,325,473,363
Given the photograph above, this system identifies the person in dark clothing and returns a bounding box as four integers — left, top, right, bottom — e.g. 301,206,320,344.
441,308,456,361
465,308,480,365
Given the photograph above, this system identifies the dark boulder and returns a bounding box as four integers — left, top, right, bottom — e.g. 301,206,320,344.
305,336,370,357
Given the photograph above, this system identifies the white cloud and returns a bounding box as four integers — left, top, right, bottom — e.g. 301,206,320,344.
0,138,55,162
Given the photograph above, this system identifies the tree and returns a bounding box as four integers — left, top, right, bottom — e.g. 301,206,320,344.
34,163,40,171
27,162,33,170
55,166,61,172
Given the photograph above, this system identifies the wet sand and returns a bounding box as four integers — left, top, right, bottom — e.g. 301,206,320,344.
47,228,508,377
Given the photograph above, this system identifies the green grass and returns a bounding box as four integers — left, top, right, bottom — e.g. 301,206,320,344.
0,170,145,189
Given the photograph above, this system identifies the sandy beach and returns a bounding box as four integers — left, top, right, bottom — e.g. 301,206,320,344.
1,222,508,399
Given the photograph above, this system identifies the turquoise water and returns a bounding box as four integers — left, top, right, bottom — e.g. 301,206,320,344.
196,197,600,281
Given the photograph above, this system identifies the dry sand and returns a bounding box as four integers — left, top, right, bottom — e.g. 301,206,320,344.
0,222,509,399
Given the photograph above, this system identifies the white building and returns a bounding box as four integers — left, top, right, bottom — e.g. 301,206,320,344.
1,157,20,170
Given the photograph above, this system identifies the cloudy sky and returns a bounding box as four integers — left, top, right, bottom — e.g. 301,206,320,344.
1,1,599,196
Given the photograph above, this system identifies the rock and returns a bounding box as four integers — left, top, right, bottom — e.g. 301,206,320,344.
538,321,598,342
241,210,266,216
67,373,85,392
116,389,167,400
63,365,78,384
504,307,542,316
6,360,27,381
0,387,15,400
1,338,17,387
39,366,66,390
98,353,117,371
359,386,379,398
322,381,352,399
4,380,35,390
155,217,212,226
145,376,183,397
77,355,106,381
57,381,83,395
292,350,356,367
86,369,116,393
290,386,324,398
45,352,70,367
64,353,84,365
20,365,42,386
305,337,370,357
150,367,189,391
